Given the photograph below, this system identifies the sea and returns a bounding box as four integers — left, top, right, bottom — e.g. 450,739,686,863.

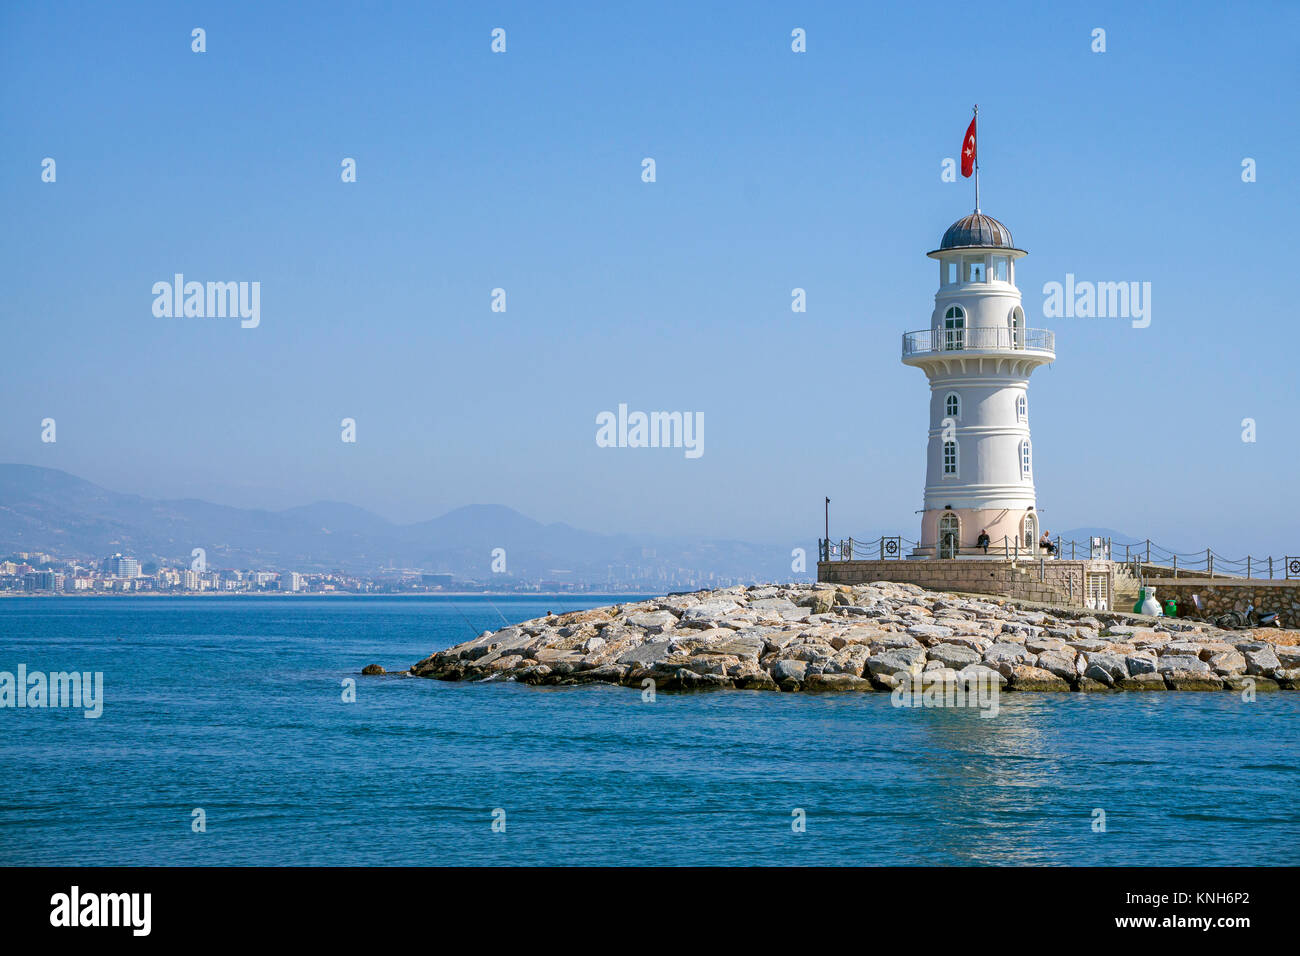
1,595,1297,866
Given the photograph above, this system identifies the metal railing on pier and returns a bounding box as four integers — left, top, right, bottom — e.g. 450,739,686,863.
818,535,1300,581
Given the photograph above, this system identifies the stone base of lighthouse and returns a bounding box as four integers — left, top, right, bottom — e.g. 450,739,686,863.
912,506,1039,559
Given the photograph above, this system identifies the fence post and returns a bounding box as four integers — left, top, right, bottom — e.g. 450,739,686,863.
1172,555,1177,577
1003,535,1009,560
1207,548,1213,578
880,538,884,560
1146,539,1151,564
1247,556,1251,579
1125,544,1130,563
1269,557,1274,579
1071,540,1076,560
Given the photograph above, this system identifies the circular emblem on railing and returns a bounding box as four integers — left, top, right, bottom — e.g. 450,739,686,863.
884,539,899,556
1289,558,1300,576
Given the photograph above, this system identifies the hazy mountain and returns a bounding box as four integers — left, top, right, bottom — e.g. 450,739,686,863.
0,464,804,582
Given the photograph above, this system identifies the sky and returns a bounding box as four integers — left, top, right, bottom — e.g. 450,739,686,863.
2,1,1298,556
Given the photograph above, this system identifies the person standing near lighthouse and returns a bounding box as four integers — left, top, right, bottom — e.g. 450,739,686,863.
902,108,1055,558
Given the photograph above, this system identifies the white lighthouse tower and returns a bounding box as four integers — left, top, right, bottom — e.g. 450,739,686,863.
902,209,1054,558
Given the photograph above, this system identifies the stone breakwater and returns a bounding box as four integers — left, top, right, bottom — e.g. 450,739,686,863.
409,583,1300,693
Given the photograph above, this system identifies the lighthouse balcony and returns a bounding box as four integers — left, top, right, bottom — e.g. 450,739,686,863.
902,327,1054,362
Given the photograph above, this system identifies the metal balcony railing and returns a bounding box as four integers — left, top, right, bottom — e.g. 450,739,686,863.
902,326,1054,358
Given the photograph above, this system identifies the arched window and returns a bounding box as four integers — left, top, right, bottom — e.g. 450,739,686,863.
943,306,965,350
1022,512,1037,549
945,392,960,419
943,439,958,476
1010,306,1025,349
1020,439,1032,478
939,513,960,559
1016,394,1027,422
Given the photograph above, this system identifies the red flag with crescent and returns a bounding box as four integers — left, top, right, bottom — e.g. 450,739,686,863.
961,116,977,178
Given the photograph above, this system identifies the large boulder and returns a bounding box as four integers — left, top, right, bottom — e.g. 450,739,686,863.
1082,651,1128,686
681,600,743,625
770,659,809,684
1157,655,1210,675
1035,650,1078,681
1006,665,1071,691
626,610,678,633
1243,644,1281,677
796,591,836,614
984,643,1036,667
928,643,982,669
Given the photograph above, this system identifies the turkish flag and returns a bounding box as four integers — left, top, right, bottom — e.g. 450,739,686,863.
961,116,977,178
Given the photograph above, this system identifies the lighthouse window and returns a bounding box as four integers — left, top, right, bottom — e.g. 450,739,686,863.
993,256,1009,281
946,261,958,284
1016,394,1027,421
943,306,965,350
943,440,958,476
965,257,986,282
1020,440,1032,478
945,393,960,419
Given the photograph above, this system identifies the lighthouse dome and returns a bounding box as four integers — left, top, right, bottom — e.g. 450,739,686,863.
939,212,1014,250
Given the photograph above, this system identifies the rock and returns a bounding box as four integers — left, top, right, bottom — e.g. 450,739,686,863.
1207,651,1247,676
1116,672,1168,690
1222,675,1280,693
928,643,982,669
1164,671,1225,691
1274,668,1300,689
771,659,808,684
1036,650,1078,681
1006,665,1071,691
801,673,874,692
984,643,1036,667
866,647,927,678
1157,655,1210,675
796,591,836,614
361,663,386,675
616,641,675,666
1124,652,1158,676
906,623,954,642
1076,676,1114,692
713,634,767,663
1081,651,1128,685
1243,645,1281,677
681,600,742,625
626,610,678,633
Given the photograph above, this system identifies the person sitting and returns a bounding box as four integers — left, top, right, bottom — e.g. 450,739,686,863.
1039,531,1057,556
976,529,990,554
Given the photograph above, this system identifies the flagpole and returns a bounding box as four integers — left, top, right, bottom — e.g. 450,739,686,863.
973,103,980,213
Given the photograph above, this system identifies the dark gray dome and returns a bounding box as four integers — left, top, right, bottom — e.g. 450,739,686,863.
939,212,1014,250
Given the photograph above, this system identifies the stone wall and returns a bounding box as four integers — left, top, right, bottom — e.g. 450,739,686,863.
1143,578,1300,629
818,558,1114,609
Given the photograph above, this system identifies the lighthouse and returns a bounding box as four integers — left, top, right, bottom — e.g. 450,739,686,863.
902,210,1054,558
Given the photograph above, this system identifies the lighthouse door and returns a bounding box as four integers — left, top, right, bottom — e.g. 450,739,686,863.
938,515,959,559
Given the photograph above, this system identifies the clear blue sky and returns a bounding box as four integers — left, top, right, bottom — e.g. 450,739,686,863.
2,1,1297,555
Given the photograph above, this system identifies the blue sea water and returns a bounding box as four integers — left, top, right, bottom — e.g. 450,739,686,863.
1,595,1297,866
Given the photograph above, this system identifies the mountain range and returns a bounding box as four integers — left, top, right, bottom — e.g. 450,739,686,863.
0,464,799,583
